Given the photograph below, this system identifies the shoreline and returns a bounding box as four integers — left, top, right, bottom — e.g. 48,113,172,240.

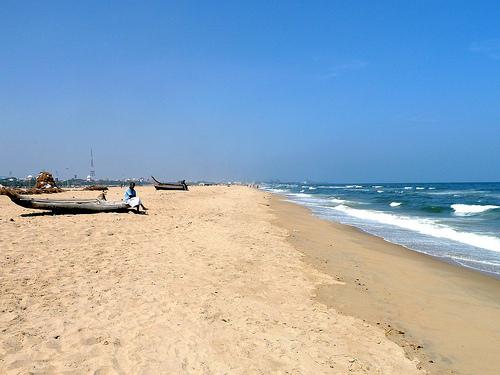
1,185,498,374
269,192,500,375
263,186,500,279
289,197,500,280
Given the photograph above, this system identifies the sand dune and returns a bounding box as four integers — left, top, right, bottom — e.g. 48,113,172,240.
0,186,422,374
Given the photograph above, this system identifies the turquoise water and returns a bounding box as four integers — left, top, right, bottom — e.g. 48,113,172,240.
261,182,500,277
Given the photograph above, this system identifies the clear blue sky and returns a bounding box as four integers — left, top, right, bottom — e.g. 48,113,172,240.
1,1,499,182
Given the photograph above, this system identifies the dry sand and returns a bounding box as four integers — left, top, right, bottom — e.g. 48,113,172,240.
0,186,423,374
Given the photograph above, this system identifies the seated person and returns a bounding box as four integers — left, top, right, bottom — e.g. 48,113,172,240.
124,182,147,212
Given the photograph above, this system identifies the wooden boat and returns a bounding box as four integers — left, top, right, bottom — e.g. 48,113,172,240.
83,185,109,191
151,176,188,191
0,188,130,213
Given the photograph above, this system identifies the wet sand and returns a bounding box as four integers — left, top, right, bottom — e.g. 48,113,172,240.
270,195,500,375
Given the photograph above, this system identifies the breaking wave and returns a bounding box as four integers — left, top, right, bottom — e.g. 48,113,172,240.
451,204,500,216
332,205,500,253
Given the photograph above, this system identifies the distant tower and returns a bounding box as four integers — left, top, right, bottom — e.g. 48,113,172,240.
90,148,96,181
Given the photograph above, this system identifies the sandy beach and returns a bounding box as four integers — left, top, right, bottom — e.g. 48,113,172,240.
1,186,499,374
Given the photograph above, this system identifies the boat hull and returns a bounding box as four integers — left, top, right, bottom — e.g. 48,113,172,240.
153,184,188,191
1,189,130,213
22,199,129,213
151,176,188,191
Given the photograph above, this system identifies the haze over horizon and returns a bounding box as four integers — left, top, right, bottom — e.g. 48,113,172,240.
1,1,499,182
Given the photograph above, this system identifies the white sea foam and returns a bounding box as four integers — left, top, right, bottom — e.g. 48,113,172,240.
404,186,413,190
450,256,500,267
291,193,313,198
427,190,463,195
377,190,384,193
416,187,425,190
330,198,346,204
300,189,305,193
372,185,383,188
331,205,500,253
451,204,499,216
354,185,363,188
390,202,401,207
428,187,435,190
309,187,317,190
267,188,287,193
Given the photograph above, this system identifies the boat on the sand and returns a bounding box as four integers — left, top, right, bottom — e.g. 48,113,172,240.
151,176,188,191
83,185,109,191
0,188,130,213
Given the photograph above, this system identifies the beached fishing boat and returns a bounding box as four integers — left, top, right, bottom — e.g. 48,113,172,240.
151,176,188,191
83,185,109,191
0,188,130,213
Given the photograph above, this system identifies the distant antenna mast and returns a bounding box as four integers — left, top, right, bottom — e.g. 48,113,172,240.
90,148,96,180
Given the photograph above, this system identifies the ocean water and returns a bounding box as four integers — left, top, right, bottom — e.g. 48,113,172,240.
261,182,500,277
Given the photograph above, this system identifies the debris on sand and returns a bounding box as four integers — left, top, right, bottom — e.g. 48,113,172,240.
35,171,59,189
2,172,63,195
83,185,109,191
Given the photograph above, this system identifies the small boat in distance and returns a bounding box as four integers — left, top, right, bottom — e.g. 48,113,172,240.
83,185,109,191
0,188,130,213
151,176,189,191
